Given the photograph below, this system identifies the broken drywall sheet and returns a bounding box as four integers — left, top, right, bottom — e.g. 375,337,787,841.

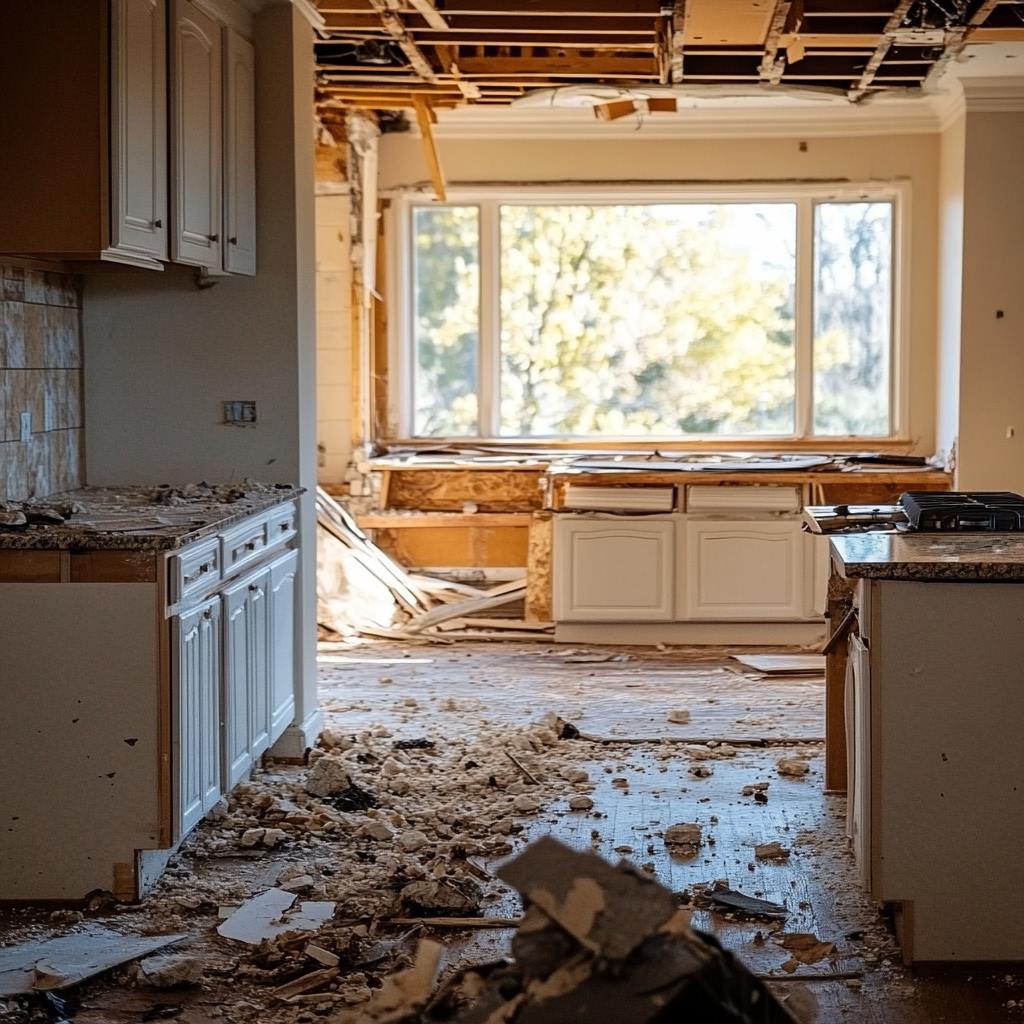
0,927,185,996
216,889,336,946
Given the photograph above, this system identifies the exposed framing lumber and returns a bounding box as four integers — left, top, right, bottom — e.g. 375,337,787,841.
435,43,483,100
407,0,448,31
850,0,913,95
366,0,438,81
924,0,1002,88
759,0,796,84
413,96,447,201
671,0,687,81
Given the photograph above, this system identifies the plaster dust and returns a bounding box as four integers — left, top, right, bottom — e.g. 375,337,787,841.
0,641,1019,1024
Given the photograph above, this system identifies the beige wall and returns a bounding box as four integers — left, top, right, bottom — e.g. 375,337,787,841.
957,110,1024,491
316,193,354,483
0,264,84,499
379,130,941,453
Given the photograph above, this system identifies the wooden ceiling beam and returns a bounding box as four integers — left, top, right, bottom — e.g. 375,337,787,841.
413,97,446,201
967,26,1024,42
407,0,448,30
923,0,1003,87
365,0,438,81
434,43,484,100
759,1,796,84
454,54,659,76
849,0,913,94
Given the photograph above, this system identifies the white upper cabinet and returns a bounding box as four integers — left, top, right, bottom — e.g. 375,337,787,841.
110,0,168,260
223,28,257,276
171,0,223,269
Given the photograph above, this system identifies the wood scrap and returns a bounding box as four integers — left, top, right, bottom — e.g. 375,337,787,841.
732,654,825,676
385,917,522,929
216,889,336,946
505,750,539,785
403,584,527,633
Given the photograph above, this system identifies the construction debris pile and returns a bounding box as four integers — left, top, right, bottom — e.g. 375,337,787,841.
317,488,536,643
345,837,797,1024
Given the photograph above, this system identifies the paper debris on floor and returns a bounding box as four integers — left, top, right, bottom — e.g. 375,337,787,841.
0,927,185,996
216,889,336,945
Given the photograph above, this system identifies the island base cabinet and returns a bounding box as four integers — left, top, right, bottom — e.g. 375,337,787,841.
172,595,222,837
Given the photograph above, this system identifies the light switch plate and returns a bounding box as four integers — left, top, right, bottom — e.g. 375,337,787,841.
223,400,257,426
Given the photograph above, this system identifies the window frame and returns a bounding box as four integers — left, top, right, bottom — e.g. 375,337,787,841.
389,181,910,445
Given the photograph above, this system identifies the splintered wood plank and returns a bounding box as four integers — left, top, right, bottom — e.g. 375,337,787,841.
526,511,553,623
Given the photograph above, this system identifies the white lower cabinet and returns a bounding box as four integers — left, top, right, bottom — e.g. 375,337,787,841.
222,566,271,788
683,519,805,619
173,595,222,837
554,517,675,621
269,548,298,742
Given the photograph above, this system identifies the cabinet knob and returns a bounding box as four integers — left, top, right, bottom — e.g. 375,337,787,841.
153,218,163,229
203,608,213,620
249,584,259,593
209,233,219,242
199,562,211,573
229,236,238,245
245,541,257,551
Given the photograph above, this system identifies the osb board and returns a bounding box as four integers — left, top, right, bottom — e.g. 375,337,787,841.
526,512,553,623
810,480,951,506
373,525,529,568
385,469,544,512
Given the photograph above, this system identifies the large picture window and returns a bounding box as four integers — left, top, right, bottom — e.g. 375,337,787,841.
400,185,902,441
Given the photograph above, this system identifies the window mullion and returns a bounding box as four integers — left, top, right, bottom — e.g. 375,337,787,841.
795,197,815,439
478,200,501,437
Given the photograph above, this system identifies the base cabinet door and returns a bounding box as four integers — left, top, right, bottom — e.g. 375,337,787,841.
684,519,805,619
222,567,270,787
554,517,675,621
172,596,221,837
268,548,298,744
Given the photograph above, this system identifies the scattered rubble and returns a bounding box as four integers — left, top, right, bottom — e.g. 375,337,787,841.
667,709,691,724
755,842,791,861
777,757,811,778
664,823,703,851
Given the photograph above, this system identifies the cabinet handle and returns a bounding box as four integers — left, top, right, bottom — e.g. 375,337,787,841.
199,562,211,573
249,584,259,593
245,541,257,551
153,218,163,229
229,236,238,245
209,233,219,242
203,608,213,620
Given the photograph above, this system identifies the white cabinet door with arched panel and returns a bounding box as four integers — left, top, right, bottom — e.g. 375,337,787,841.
554,517,675,622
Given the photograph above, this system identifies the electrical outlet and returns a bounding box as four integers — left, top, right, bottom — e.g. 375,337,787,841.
223,401,257,426
19,410,31,443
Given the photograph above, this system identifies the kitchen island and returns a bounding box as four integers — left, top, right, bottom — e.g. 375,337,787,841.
828,532,1024,962
0,485,303,902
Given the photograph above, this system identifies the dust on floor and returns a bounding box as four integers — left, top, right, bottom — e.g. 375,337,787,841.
0,642,1020,1024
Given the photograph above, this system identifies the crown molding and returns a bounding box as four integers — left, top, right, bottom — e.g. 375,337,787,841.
959,76,1024,112
431,100,946,141
240,0,325,31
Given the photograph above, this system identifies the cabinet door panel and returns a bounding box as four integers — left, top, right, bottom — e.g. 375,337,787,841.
248,571,271,759
111,0,168,259
554,518,674,621
684,519,805,619
223,28,256,275
222,580,252,787
171,0,222,269
269,549,298,743
173,596,221,837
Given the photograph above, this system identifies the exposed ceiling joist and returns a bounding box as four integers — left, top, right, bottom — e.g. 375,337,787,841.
850,0,913,94
759,0,797,84
365,0,437,81
413,96,447,200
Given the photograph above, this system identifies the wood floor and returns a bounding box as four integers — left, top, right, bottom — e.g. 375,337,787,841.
320,641,1024,1023
1,641,1020,1023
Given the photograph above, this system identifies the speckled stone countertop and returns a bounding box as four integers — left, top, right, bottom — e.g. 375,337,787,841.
0,485,303,551
830,532,1024,581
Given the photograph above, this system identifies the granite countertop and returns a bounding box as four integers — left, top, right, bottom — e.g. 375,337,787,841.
0,485,303,552
830,532,1024,581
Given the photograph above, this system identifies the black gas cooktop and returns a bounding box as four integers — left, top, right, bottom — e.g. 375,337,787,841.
899,492,1024,532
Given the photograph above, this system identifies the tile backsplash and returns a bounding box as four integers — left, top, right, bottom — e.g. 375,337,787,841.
0,264,84,500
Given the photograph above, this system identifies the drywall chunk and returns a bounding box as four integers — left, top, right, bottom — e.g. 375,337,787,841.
754,842,791,861
400,877,482,915
397,830,429,853
664,823,702,849
136,953,203,988
667,709,691,724
777,757,811,778
569,796,594,811
305,755,352,797
513,795,541,814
